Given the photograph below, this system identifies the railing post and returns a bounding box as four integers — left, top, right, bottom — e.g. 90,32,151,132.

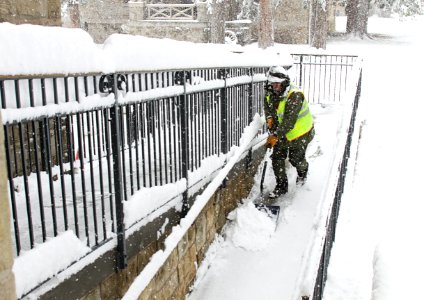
299,55,304,88
176,71,190,217
246,67,254,169
104,74,127,269
218,69,228,155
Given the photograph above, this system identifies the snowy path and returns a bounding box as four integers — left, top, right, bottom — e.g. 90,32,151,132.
188,103,343,300
188,16,424,300
323,16,424,300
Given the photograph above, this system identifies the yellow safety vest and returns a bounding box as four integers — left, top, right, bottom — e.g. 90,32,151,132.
266,87,314,141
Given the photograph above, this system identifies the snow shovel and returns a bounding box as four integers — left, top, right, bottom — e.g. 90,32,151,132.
254,150,280,220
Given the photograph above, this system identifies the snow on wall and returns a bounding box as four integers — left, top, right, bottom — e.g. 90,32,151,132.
0,22,293,77
12,231,91,298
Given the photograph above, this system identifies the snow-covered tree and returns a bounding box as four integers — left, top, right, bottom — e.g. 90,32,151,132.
371,0,423,16
238,0,259,20
391,0,423,17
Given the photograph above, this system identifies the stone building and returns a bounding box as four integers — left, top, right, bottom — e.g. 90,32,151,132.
0,0,61,26
123,1,209,43
0,0,336,46
123,0,336,45
78,0,129,43
62,0,338,45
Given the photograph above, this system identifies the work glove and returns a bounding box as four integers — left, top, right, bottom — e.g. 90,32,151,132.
266,116,274,130
266,134,278,149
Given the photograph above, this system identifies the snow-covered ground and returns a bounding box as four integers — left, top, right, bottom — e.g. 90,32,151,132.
186,102,343,300
187,15,424,300
323,16,424,300
2,14,424,300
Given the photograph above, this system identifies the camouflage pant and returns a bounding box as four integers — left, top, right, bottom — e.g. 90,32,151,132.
271,128,315,185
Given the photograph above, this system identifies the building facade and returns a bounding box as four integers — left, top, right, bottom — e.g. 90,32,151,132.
0,0,61,26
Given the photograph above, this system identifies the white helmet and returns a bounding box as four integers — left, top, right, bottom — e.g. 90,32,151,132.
267,66,290,84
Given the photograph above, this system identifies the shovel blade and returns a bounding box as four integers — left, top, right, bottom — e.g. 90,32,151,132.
254,203,280,218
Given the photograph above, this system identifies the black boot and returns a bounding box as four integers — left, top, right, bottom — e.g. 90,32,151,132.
296,168,308,186
269,178,288,199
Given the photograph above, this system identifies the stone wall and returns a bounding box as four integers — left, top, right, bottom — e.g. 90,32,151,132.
37,146,265,300
0,114,17,300
136,150,261,300
79,0,129,43
0,0,61,26
123,20,209,43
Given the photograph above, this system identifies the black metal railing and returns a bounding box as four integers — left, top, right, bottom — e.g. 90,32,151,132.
291,54,358,103
0,54,358,274
311,68,362,300
0,67,268,263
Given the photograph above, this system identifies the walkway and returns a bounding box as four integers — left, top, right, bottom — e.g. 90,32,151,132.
188,102,344,299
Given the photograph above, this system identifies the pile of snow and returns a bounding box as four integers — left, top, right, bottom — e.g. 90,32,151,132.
0,23,105,76
13,231,90,298
124,180,186,229
225,202,275,251
122,114,265,299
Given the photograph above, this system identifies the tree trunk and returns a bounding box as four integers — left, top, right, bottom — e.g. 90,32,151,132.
356,0,370,37
258,0,274,49
345,0,369,37
210,0,226,43
67,3,81,28
310,0,328,49
345,0,358,33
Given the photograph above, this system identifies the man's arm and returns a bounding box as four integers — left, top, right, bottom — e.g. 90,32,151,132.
264,94,278,132
264,95,271,119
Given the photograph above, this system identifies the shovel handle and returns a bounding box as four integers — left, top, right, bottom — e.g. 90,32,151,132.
260,161,268,194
